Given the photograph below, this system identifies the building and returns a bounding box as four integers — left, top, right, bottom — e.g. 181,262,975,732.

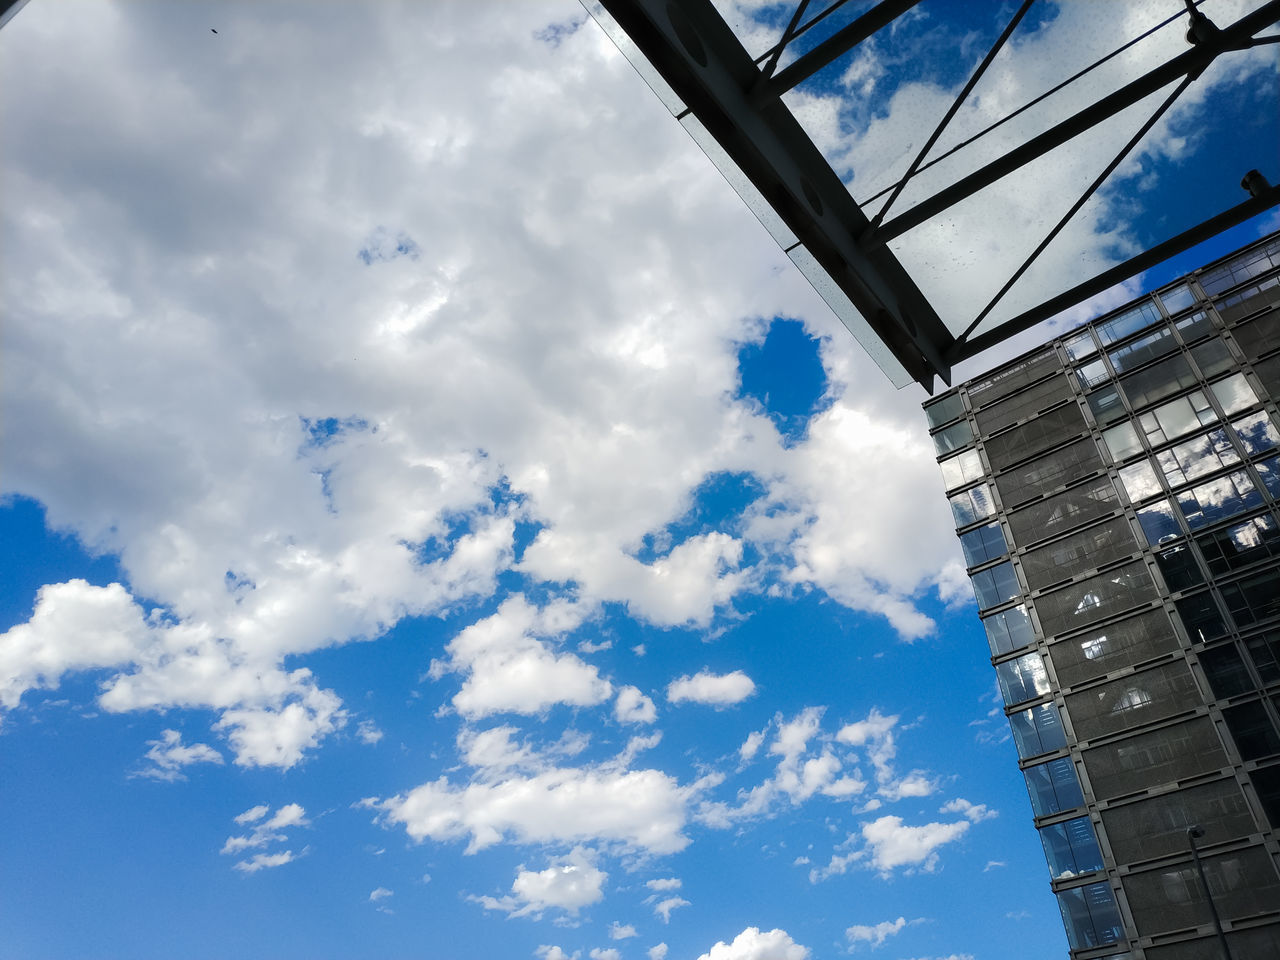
924,233,1280,960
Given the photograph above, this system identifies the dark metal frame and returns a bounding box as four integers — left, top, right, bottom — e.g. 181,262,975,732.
589,0,1280,391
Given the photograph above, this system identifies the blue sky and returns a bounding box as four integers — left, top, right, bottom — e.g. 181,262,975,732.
1,3,1277,960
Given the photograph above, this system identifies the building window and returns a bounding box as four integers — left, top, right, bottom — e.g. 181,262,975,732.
932,419,974,456
1119,461,1162,503
960,522,1008,568
1025,756,1085,817
1244,630,1280,684
1175,591,1228,643
1120,353,1197,410
1232,410,1280,456
983,604,1035,657
997,652,1050,707
1136,499,1182,546
1065,330,1099,361
1040,816,1104,880
1199,642,1255,698
1098,300,1163,346
1056,881,1123,949
1010,702,1067,759
1223,700,1280,760
1087,384,1127,425
1191,338,1235,378
1210,373,1260,415
948,483,995,527
1196,514,1280,575
1155,542,1204,592
1176,471,1263,530
1109,325,1176,375
1174,309,1214,342
1102,422,1142,462
1139,390,1216,446
1254,455,1280,498
1160,283,1197,316
1155,428,1240,489
925,392,965,429
939,449,984,490
971,561,1021,611
1220,568,1280,627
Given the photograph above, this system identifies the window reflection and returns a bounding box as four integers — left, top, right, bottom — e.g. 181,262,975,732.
1175,471,1263,529
1175,592,1227,643
939,449,984,490
1057,882,1123,949
1102,422,1142,462
1065,330,1098,361
1077,359,1110,388
1255,455,1280,498
1136,500,1181,546
1139,391,1216,445
933,419,974,455
949,483,995,527
1025,756,1084,816
1160,283,1197,316
1109,325,1175,374
1155,428,1239,489
925,393,965,429
1097,300,1162,345
1210,373,1259,415
1040,816,1104,880
997,652,1050,706
971,561,1021,610
960,522,1007,568
1232,411,1280,455
1191,338,1234,378
1120,353,1197,409
1196,515,1280,575
1011,702,1067,759
1087,385,1127,425
1118,461,1161,503
983,604,1034,657
1174,310,1213,342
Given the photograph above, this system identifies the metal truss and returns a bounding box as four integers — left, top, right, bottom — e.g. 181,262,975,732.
586,0,1280,391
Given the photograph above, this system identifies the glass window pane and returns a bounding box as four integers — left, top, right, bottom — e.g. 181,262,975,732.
1102,423,1142,462
1176,471,1262,530
925,393,965,429
983,604,1035,657
1223,701,1280,761
971,561,1021,610
960,522,1007,567
933,420,974,455
1065,331,1098,361
1255,455,1280,498
1191,338,1234,378
1120,353,1196,410
1211,374,1259,415
1025,755,1084,817
1078,359,1110,388
1195,515,1280,575
1160,283,1197,315
1151,391,1216,443
1155,542,1204,592
997,652,1050,706
1232,411,1280,456
1119,461,1162,503
1011,702,1067,759
1137,500,1181,546
1174,309,1213,341
1098,300,1163,345
1221,569,1280,628
1087,385,1127,425
1040,816,1104,880
949,483,995,527
1245,631,1280,684
1155,428,1240,488
1199,643,1255,698
1175,591,1228,643
1057,882,1123,950
1109,325,1175,374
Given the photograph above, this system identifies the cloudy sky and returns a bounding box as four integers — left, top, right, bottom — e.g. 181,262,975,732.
1,2,1276,959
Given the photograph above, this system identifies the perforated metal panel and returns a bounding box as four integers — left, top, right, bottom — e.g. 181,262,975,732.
995,437,1104,508
1048,608,1180,689
1101,778,1257,865
1123,847,1280,937
1143,925,1280,960
986,403,1089,472
1065,660,1201,742
1036,561,1159,637
974,374,1074,437
1008,475,1120,547
1021,517,1139,591
1082,716,1227,801
969,351,1062,408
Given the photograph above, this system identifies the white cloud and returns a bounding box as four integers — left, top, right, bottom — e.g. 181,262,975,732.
536,947,580,960
739,728,766,760
369,887,393,902
696,927,810,960
845,916,909,949
939,798,998,822
134,729,223,781
356,719,384,745
615,685,657,724
645,877,681,892
608,922,637,940
589,950,621,960
667,669,755,706
653,897,690,923
432,596,611,719
648,945,668,960
475,848,607,918
372,763,697,855
221,803,308,872
860,815,970,874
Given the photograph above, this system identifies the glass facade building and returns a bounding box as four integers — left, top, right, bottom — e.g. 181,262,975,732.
925,234,1280,959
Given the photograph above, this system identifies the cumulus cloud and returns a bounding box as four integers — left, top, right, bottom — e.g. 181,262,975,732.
133,728,223,781
845,916,909,949
615,685,657,724
860,815,970,874
589,950,621,960
369,887,393,902
648,945,669,960
608,922,637,940
432,596,610,719
696,927,810,960
939,798,997,822
474,848,606,918
536,947,580,960
645,877,681,892
667,669,755,706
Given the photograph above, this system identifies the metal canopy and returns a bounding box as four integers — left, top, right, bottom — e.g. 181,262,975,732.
584,0,1280,391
